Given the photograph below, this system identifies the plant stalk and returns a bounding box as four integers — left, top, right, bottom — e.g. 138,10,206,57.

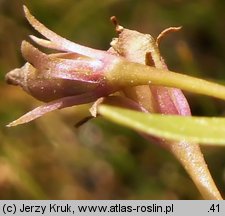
108,60,225,101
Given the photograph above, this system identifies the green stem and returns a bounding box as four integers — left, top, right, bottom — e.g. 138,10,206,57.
108,60,225,101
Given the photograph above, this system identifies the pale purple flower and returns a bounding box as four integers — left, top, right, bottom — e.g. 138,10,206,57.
6,6,122,126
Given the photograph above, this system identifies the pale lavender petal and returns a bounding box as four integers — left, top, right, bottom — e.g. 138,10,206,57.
30,35,92,57
29,35,61,50
151,86,191,116
7,92,103,127
23,6,111,60
21,41,103,82
170,88,191,116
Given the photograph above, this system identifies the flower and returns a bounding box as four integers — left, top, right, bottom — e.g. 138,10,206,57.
5,6,122,127
5,6,223,199
6,6,225,129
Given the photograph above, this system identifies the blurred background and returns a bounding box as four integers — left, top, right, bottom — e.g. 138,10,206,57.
0,0,225,199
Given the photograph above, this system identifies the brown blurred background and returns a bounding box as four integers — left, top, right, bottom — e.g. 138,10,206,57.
0,0,225,199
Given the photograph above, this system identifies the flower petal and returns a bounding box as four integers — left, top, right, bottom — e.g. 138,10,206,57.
23,5,110,60
29,35,60,50
6,92,102,127
21,41,103,82
29,36,89,59
151,86,191,115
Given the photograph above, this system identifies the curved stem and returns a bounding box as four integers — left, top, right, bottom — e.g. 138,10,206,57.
108,61,225,101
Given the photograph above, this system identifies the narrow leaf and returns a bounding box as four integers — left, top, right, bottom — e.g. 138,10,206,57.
98,105,225,145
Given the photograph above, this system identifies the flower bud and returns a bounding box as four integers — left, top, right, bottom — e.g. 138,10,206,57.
5,6,121,126
5,42,102,102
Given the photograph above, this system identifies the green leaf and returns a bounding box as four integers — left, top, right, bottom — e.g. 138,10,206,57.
98,105,225,145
